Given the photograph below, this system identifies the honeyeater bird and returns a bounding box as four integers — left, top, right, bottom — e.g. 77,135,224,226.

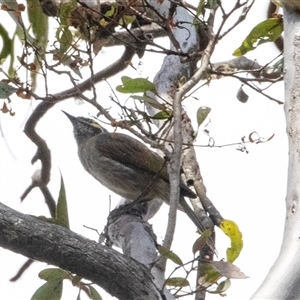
63,111,205,232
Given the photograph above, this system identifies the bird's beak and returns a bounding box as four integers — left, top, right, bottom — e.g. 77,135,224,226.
62,110,76,123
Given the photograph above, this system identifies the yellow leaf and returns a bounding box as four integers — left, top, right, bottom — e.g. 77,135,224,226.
220,220,243,263
99,18,109,27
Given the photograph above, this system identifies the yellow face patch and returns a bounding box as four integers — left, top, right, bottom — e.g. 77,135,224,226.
89,120,102,129
81,118,102,129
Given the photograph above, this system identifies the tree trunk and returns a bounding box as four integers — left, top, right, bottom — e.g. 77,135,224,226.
251,7,300,299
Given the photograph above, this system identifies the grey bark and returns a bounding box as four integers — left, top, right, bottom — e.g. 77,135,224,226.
0,202,164,300
251,6,300,300
107,1,201,296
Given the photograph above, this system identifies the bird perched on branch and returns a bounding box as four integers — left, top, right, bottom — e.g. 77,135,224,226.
63,111,205,232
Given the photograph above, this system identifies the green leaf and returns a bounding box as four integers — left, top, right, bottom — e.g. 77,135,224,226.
0,0,35,44
0,82,17,98
233,18,283,56
27,0,48,44
56,0,76,54
0,24,13,60
192,229,212,254
198,262,220,285
220,219,243,263
99,5,116,28
31,279,63,300
157,245,183,265
27,0,49,87
39,268,68,281
56,26,73,54
165,277,189,287
104,5,115,17
59,0,77,26
120,76,132,84
207,278,231,294
116,77,156,94
89,286,103,300
195,0,206,17
35,216,69,227
152,111,172,120
119,15,136,26
0,25,16,76
269,57,284,76
196,106,211,127
56,174,70,228
206,0,219,9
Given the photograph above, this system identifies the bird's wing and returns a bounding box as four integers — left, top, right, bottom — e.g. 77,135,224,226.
95,132,196,198
94,132,170,181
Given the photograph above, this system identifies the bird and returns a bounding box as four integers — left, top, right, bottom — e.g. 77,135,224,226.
63,111,206,233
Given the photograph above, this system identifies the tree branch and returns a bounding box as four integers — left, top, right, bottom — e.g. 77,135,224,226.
0,202,164,300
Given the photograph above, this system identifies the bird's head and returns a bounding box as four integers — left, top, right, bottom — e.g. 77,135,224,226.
62,111,107,144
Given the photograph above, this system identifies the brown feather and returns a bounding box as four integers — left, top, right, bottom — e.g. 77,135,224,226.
95,132,196,198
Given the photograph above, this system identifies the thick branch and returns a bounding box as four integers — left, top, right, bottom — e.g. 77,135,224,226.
211,56,283,80
0,202,163,300
99,24,167,48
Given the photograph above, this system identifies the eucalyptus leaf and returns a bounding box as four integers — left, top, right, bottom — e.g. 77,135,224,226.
0,24,13,60
196,106,211,127
165,277,189,287
56,174,70,228
237,85,249,103
116,77,156,94
39,268,68,281
157,245,183,265
0,82,17,98
152,111,172,120
89,286,103,300
207,278,231,294
192,229,212,254
233,18,283,56
31,279,63,300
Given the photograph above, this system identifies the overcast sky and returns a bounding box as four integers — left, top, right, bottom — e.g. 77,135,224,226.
0,2,287,299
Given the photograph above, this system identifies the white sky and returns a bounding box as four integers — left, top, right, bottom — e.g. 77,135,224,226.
0,1,287,299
